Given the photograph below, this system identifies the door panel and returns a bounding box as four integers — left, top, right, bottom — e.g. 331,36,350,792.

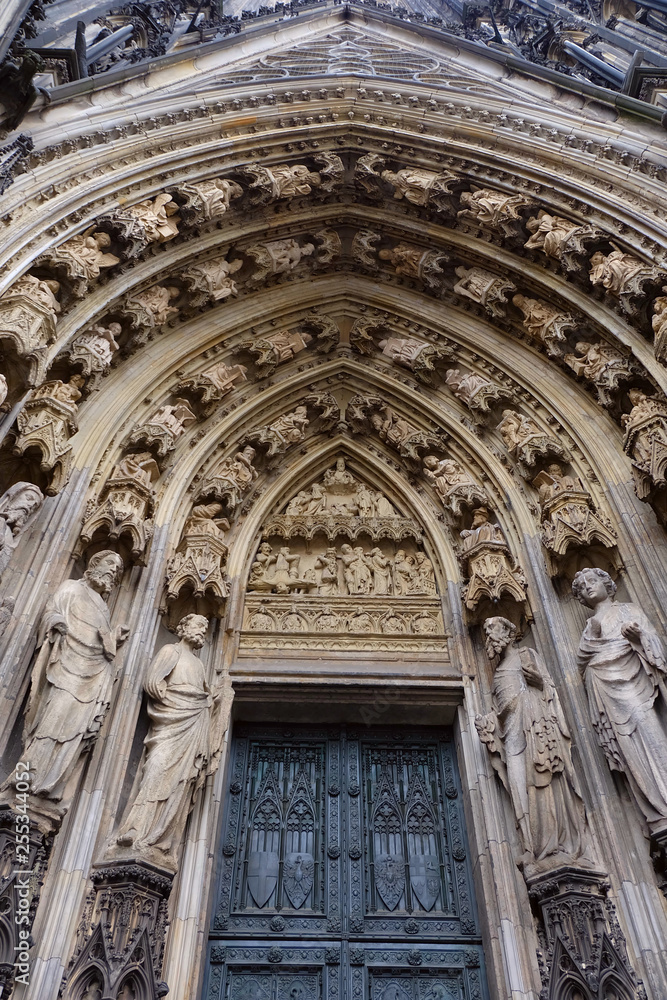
205,726,487,1000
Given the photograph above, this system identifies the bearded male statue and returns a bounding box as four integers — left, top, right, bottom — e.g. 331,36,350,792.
115,614,225,871
1,550,127,832
573,567,667,834
475,616,590,875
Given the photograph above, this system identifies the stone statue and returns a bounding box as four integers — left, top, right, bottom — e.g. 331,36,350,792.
459,509,527,610
13,375,85,495
498,409,568,470
458,188,531,232
379,165,458,210
242,329,312,377
621,389,667,497
128,398,197,458
589,249,651,296
453,266,515,318
572,568,667,834
10,274,61,314
475,617,589,872
66,321,121,378
653,287,667,365
444,368,512,416
1,551,127,831
422,455,489,517
564,341,639,406
177,177,243,219
524,211,603,270
249,405,309,456
512,294,577,357
127,193,180,242
181,255,243,304
80,452,159,560
123,284,180,329
43,229,120,293
315,548,339,595
0,372,7,409
196,445,258,510
0,482,44,579
247,238,315,281
0,275,61,385
115,614,223,869
378,244,447,291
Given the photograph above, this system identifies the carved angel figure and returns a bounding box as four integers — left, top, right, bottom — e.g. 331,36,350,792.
115,614,224,868
0,482,44,579
127,193,180,242
475,616,589,871
573,568,667,833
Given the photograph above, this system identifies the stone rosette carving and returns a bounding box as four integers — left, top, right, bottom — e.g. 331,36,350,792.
195,445,258,511
240,329,312,378
0,481,44,580
533,464,616,557
422,455,489,519
0,551,127,833
38,228,120,297
177,360,247,413
524,210,606,271
459,508,527,611
573,567,667,836
564,340,642,407
621,389,667,500
445,369,512,420
127,398,196,460
476,616,590,875
180,254,243,308
63,321,121,383
0,274,61,385
166,504,229,605
589,248,666,316
80,452,160,561
512,294,578,358
378,243,448,292
457,187,533,237
498,409,569,474
13,376,85,495
453,266,516,318
347,395,441,462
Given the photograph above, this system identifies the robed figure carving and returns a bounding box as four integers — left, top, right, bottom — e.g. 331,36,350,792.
573,568,667,834
0,550,127,832
476,616,590,875
115,614,226,870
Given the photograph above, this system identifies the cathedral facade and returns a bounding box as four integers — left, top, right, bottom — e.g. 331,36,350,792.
1,0,667,998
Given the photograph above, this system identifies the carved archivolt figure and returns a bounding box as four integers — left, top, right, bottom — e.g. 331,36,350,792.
423,455,488,517
115,614,224,869
124,284,180,328
380,165,457,209
10,274,61,314
498,409,568,470
512,294,577,357
127,193,180,242
0,482,44,578
573,568,667,833
453,266,515,318
181,256,243,303
67,321,121,377
622,389,667,496
524,211,603,269
653,288,667,364
197,445,258,509
458,188,531,229
178,177,243,219
250,406,309,456
476,617,589,872
1,551,126,831
43,229,120,289
564,341,638,406
589,249,655,297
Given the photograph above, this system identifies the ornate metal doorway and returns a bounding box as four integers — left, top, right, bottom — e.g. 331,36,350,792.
203,725,488,1000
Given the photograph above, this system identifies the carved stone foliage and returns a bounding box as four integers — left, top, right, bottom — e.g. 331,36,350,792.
524,211,606,272
476,617,590,876
119,284,180,335
458,508,527,612
564,341,641,407
378,243,448,292
0,481,44,580
195,445,258,512
237,153,343,205
61,862,172,1000
166,504,229,606
457,187,533,237
0,551,126,834
498,409,569,475
589,249,666,317
512,294,578,358
653,288,667,367
38,228,120,297
13,376,84,495
354,153,458,213
453,266,516,318
573,567,667,835
80,453,160,561
444,369,513,420
422,455,489,519
240,329,312,378
347,395,441,462
63,322,121,383
0,274,61,385
621,390,667,500
533,464,617,559
529,868,646,1000
177,360,247,414
172,177,243,223
242,459,443,652
180,254,243,308
127,398,196,460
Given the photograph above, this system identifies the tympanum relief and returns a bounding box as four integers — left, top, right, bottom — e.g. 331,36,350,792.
241,459,446,652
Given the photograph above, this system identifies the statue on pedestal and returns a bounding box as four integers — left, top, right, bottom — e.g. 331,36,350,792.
573,567,667,834
476,616,589,874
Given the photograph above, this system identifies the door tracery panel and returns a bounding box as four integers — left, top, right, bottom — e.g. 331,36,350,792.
205,726,487,1000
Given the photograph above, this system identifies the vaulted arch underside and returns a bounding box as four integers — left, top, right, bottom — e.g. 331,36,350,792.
1,9,667,1000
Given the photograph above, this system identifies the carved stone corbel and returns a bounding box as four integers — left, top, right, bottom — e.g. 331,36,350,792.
60,862,172,1000
79,453,160,561
0,275,61,386
458,508,527,613
165,503,229,610
13,376,84,495
127,399,196,461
